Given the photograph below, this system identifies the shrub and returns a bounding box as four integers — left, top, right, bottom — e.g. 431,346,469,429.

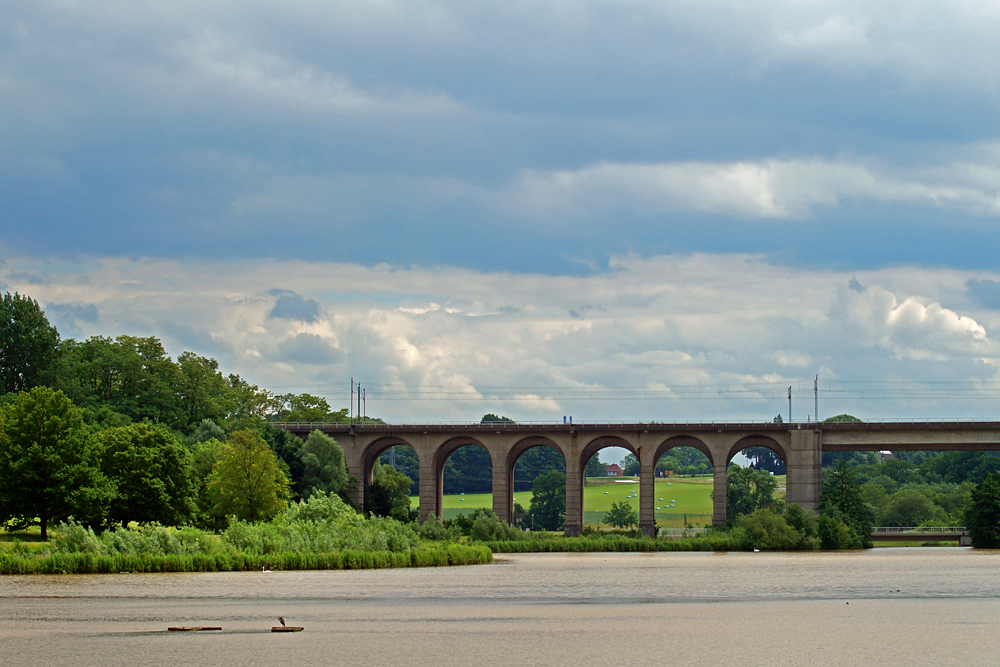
817,514,856,549
469,510,521,542
734,508,816,550
283,490,356,523
50,520,104,554
416,514,462,541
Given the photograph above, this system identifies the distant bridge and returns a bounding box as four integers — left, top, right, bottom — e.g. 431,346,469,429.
872,526,971,544
278,420,1000,536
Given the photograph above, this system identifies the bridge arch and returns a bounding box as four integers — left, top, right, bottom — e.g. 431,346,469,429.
711,434,790,526
358,436,421,518
361,436,420,484
654,435,714,467
725,434,788,467
577,435,637,530
432,437,493,520
505,436,566,526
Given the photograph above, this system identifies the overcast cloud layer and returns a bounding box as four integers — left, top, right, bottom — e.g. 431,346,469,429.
3,255,1000,422
3,2,1000,421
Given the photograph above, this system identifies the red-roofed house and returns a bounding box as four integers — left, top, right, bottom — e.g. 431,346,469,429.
605,463,624,476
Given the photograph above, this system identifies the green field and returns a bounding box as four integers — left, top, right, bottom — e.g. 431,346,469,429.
411,476,728,527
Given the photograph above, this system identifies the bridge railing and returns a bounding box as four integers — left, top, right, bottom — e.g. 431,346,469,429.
274,419,1000,428
872,526,967,535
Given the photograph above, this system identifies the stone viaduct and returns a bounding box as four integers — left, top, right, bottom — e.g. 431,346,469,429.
279,421,1000,536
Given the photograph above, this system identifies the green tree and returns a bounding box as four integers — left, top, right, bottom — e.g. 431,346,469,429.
529,470,566,531
605,500,638,530
742,446,785,474
877,489,944,527
53,335,180,426
585,453,606,478
226,374,278,426
620,453,640,476
820,460,874,548
725,464,779,521
275,393,348,423
655,447,711,476
260,423,304,498
188,418,226,446
481,413,515,424
380,446,420,495
299,430,356,502
365,461,413,521
513,446,565,491
191,437,223,529
966,472,1000,548
172,352,232,431
0,292,60,394
95,422,197,527
0,387,110,539
208,428,289,522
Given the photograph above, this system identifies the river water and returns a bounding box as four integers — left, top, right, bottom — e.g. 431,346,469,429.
3,548,999,666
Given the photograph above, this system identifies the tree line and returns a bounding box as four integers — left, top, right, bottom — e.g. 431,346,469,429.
0,293,399,538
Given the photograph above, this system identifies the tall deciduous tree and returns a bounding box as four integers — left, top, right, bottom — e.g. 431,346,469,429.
365,461,413,521
190,437,224,529
529,470,566,531
585,453,606,478
820,460,874,548
208,428,289,522
0,292,59,394
299,430,355,502
95,422,197,527
173,352,231,431
54,335,179,425
966,472,1000,548
725,464,780,521
0,387,109,539
275,393,348,423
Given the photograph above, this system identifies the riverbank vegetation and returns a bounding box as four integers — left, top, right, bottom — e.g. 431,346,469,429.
0,492,491,575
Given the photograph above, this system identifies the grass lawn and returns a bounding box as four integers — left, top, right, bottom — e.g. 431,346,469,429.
409,475,741,527
0,525,44,543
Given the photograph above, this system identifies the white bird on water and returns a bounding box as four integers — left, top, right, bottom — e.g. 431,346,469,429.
262,566,272,573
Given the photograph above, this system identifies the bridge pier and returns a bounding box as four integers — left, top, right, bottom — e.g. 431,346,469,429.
712,464,728,526
419,459,437,522
639,454,656,537
786,428,822,511
491,459,510,523
564,442,583,536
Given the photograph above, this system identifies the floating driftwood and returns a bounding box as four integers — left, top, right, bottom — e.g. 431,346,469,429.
167,626,222,632
271,626,304,632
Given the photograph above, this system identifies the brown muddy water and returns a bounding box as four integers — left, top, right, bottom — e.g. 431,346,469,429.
2,549,1000,666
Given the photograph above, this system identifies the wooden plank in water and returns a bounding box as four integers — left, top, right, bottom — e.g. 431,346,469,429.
168,626,222,632
271,626,304,632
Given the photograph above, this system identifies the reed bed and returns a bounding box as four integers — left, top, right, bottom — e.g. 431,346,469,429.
0,543,491,575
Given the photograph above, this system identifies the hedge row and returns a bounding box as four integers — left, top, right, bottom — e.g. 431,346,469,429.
487,535,737,553
0,544,492,575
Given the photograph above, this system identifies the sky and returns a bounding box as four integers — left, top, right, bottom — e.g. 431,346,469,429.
3,1,1000,428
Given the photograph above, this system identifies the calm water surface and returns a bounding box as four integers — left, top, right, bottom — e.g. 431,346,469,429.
3,548,1000,666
